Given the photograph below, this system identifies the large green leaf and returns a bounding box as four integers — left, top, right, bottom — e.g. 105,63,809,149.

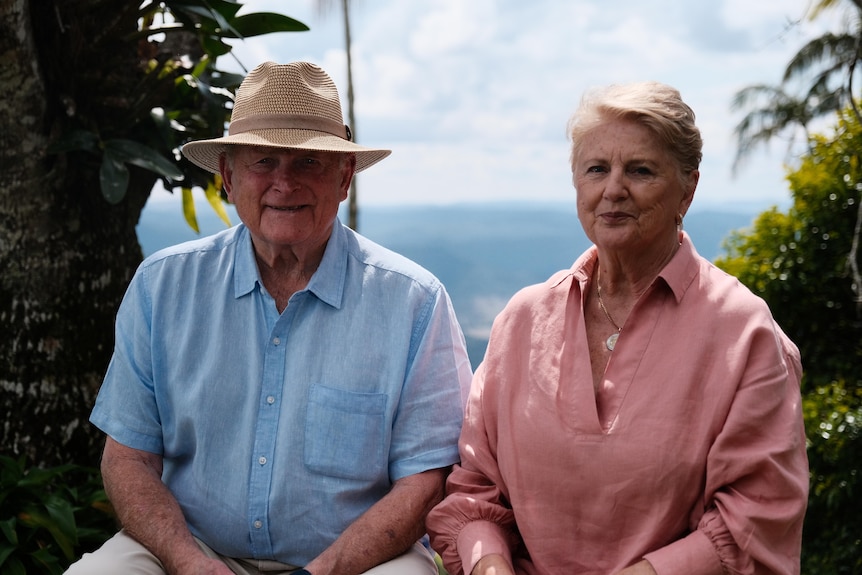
29,546,64,575
99,152,130,205
44,495,78,550
0,544,17,568
17,508,74,562
104,139,185,180
200,35,233,58
1,556,25,575
169,0,243,24
225,13,309,38
16,465,76,489
0,517,18,546
46,130,99,154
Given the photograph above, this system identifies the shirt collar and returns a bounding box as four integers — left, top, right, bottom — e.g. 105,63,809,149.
565,231,701,302
655,231,700,304
232,221,347,309
305,220,347,309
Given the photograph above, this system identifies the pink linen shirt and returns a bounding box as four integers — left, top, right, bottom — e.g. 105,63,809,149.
427,234,808,575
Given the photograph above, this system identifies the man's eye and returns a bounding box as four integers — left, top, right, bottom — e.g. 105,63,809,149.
586,165,605,173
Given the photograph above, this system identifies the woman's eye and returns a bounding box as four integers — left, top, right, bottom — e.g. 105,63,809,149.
586,165,605,174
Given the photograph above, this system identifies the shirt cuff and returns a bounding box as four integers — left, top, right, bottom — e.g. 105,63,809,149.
643,530,724,575
456,520,513,575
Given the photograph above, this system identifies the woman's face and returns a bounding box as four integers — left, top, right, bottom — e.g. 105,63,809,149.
572,118,697,258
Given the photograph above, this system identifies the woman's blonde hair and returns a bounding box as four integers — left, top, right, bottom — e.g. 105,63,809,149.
567,81,702,181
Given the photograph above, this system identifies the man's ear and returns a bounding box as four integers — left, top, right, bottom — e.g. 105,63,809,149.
219,152,234,202
340,154,357,199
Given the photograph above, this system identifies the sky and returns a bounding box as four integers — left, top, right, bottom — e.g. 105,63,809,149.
150,0,844,213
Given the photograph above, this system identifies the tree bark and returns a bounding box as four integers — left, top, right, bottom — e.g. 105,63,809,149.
0,0,153,467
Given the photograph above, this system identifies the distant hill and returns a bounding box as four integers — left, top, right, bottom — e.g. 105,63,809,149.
137,201,758,368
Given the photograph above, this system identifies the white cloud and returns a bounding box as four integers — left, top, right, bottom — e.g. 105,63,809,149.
209,0,831,211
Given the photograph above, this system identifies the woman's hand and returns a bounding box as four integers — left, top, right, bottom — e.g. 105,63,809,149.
471,554,515,575
614,559,658,575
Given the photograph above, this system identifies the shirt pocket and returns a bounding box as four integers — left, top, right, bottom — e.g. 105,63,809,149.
304,384,388,480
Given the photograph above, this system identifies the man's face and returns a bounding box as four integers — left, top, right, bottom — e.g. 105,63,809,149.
220,146,355,261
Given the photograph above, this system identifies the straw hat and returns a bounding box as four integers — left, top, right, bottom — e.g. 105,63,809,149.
182,61,391,173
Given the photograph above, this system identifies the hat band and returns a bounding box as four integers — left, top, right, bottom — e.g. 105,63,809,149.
228,114,349,140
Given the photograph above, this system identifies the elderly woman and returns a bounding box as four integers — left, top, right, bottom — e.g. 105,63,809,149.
426,82,808,575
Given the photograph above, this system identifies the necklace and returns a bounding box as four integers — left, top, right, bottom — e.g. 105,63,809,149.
596,268,622,351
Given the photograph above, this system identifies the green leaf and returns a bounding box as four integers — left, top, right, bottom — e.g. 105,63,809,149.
46,130,100,154
209,70,245,90
103,139,185,181
29,546,64,575
200,35,233,58
18,504,76,562
45,495,78,550
1,556,25,575
225,13,309,38
0,544,17,567
100,151,129,204
170,0,242,29
17,465,76,489
0,517,18,546
182,188,200,233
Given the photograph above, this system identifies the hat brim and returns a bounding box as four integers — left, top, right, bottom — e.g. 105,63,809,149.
181,129,391,174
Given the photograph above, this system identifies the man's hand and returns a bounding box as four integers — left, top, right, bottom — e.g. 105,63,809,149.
304,468,448,575
471,554,515,575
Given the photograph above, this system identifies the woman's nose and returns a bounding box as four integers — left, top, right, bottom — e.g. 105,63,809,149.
603,169,628,200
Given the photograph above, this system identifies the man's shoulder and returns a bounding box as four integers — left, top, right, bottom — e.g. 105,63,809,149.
345,228,441,290
140,225,243,269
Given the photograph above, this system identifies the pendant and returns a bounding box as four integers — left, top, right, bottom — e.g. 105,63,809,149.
606,332,619,351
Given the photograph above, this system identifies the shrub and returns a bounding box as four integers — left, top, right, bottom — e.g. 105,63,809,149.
0,455,116,574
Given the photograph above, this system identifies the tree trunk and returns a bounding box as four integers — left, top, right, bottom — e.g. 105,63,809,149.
0,0,152,468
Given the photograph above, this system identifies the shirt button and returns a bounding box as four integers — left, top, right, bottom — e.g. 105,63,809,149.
258,456,267,465
266,396,275,405
254,520,263,529
272,337,281,345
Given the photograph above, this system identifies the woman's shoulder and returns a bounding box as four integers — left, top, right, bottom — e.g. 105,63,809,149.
498,267,577,323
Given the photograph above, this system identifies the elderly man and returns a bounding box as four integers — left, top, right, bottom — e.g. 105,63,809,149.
65,61,472,575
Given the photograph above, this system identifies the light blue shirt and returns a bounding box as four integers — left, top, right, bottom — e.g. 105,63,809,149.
90,220,472,565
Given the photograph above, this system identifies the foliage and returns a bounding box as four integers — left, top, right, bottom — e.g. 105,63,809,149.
716,107,862,573
47,0,308,229
731,0,862,171
0,456,116,575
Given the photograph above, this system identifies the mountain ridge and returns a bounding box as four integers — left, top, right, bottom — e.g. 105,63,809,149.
137,201,759,367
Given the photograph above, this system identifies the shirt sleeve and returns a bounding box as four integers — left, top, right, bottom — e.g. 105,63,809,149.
645,320,808,575
89,263,164,455
388,283,473,481
426,362,519,575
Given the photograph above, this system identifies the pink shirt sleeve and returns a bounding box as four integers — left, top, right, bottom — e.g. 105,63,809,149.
428,363,519,575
